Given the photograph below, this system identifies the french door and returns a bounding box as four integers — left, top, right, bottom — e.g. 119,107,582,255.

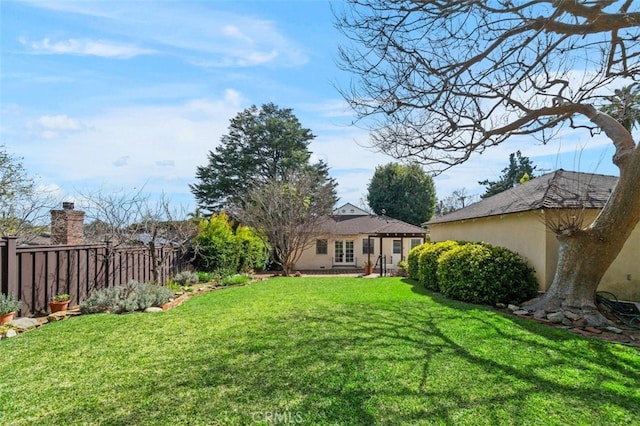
334,240,354,264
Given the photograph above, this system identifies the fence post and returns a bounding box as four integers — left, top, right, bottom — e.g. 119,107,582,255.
105,239,112,287
2,236,19,305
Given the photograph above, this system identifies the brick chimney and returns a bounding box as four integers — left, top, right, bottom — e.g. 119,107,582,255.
51,202,85,245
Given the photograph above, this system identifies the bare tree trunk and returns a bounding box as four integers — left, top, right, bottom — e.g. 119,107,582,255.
149,241,159,283
526,233,622,324
526,109,640,325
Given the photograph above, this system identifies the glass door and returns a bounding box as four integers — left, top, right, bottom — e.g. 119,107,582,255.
334,240,355,264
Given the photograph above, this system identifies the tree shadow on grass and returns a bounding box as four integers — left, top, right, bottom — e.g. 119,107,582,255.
177,293,637,423
30,279,640,426
404,276,640,371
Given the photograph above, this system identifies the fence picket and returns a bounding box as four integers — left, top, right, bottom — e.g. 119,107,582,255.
0,237,188,316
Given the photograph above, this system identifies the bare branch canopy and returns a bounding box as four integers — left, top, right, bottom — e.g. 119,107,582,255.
335,0,639,171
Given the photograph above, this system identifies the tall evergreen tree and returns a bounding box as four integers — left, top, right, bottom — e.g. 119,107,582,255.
191,103,337,212
367,162,436,226
479,151,537,199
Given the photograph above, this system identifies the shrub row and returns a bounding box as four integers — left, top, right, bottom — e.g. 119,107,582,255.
407,241,538,305
80,281,174,314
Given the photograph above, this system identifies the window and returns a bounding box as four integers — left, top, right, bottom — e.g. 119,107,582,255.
316,239,328,255
393,240,402,254
411,238,422,249
362,238,375,254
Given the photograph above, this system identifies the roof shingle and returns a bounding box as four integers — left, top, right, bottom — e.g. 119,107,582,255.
427,169,618,225
318,214,428,236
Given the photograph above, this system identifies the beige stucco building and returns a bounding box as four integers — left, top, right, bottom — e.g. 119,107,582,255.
295,203,428,273
426,170,640,302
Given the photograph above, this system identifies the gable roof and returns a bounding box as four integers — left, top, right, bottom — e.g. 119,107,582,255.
319,214,428,237
333,203,369,216
427,169,618,225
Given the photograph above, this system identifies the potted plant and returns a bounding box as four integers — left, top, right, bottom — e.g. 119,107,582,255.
0,293,21,325
49,293,70,313
397,260,409,277
363,260,374,275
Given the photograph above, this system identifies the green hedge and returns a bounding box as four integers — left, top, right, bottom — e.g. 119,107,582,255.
418,241,464,291
407,243,430,280
436,243,538,305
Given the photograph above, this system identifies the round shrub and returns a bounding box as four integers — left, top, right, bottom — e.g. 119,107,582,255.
173,271,199,285
437,243,538,305
407,243,430,280
418,240,463,291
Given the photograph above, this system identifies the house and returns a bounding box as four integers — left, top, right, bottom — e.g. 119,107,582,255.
295,203,429,273
426,169,640,302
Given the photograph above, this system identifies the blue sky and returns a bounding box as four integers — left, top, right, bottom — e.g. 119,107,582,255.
0,0,623,215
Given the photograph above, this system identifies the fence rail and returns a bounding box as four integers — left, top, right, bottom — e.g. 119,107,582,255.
1,237,188,317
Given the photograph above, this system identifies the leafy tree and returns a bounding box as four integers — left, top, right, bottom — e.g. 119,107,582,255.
193,212,238,273
600,84,640,132
335,1,640,324
229,170,335,275
366,162,436,225
479,151,537,199
192,212,268,274
191,103,337,212
235,225,270,273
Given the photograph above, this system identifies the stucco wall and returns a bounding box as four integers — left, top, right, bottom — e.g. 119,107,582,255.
599,223,640,301
429,210,640,302
295,234,425,271
429,211,549,290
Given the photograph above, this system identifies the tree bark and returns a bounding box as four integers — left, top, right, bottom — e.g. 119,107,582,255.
525,108,640,325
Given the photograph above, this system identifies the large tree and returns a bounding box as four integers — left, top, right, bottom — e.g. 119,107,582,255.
191,103,337,212
336,1,640,324
367,162,436,225
479,151,537,199
229,170,336,275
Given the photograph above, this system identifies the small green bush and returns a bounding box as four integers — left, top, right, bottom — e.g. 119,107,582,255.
173,271,199,285
80,281,174,314
418,241,463,291
397,260,408,276
222,274,250,287
437,243,538,305
196,271,213,283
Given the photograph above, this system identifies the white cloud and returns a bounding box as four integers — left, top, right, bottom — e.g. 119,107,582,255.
222,25,254,45
26,38,154,59
37,114,83,131
32,114,85,139
20,2,307,68
17,91,244,205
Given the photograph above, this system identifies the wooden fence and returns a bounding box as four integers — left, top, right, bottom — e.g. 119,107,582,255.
1,237,188,317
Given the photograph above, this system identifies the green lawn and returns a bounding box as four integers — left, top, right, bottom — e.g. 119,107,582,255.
1,277,638,425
